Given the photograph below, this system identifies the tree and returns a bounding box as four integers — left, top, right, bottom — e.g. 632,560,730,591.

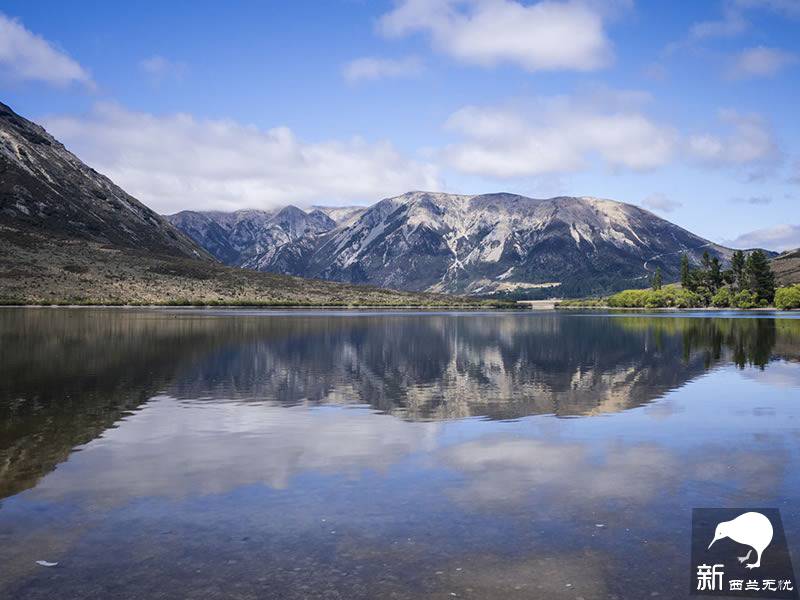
775,284,800,310
680,253,690,289
712,287,732,307
652,267,663,290
702,250,712,270
710,257,723,292
745,250,776,303
731,250,745,291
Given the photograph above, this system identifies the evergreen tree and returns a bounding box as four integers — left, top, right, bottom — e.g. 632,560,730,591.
710,257,723,292
702,251,712,270
680,253,690,289
731,250,745,291
652,267,663,290
745,250,776,303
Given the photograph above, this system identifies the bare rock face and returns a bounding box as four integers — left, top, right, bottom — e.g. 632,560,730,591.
170,191,735,297
0,101,206,259
168,206,339,275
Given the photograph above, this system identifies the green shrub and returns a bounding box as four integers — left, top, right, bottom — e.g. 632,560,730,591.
606,287,703,308
711,287,732,308
672,288,703,308
607,289,650,308
732,289,757,309
775,284,800,310
556,298,607,308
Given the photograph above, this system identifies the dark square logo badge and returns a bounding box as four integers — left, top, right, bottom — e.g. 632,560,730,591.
691,508,797,598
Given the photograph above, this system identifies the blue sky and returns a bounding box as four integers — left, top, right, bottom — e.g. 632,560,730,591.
1,0,798,250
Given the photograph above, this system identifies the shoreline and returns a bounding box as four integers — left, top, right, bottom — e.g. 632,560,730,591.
0,303,518,310
555,305,797,312
1,303,797,313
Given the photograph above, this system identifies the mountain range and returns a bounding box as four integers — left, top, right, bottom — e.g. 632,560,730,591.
0,101,469,306
169,193,738,298
0,99,794,303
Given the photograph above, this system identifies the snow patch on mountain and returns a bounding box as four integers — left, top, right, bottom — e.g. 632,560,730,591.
168,191,735,297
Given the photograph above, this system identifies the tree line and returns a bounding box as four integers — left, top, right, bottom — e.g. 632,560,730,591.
561,249,800,309
655,249,775,308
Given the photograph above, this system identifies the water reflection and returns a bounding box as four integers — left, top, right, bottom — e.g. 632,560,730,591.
0,309,799,600
1,309,799,501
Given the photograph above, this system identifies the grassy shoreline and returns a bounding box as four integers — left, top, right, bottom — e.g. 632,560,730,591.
555,305,796,312
0,299,516,309
0,229,520,309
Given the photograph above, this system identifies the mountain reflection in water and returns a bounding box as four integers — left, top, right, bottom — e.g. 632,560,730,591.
0,308,799,600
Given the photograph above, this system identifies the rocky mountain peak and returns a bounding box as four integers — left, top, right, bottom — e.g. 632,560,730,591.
169,191,737,297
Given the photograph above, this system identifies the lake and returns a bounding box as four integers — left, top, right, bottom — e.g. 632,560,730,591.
1,308,799,599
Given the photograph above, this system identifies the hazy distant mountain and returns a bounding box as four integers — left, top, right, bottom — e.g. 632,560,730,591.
169,191,736,297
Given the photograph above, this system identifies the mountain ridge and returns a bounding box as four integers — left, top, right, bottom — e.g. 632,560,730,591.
0,100,482,306
168,191,742,297
0,101,208,260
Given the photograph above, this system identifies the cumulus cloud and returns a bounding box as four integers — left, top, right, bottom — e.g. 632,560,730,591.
342,56,423,83
139,55,187,83
443,97,779,179
0,13,92,87
442,92,676,177
728,46,798,79
727,224,800,251
642,193,682,213
377,0,617,72
687,109,780,168
44,103,441,214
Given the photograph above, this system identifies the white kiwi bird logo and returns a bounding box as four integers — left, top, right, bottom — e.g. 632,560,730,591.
708,511,774,569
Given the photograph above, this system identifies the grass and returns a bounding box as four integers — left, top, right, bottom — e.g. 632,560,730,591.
0,226,514,309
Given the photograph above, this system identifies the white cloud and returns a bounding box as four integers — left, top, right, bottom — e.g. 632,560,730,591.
342,55,423,83
0,13,92,87
139,55,187,83
674,0,800,49
685,6,748,43
443,97,779,180
687,110,780,167
378,0,616,72
44,103,441,214
728,46,798,79
727,224,800,251
642,193,682,213
442,92,676,177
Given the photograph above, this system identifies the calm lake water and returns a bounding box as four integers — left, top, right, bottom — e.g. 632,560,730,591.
1,308,799,599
